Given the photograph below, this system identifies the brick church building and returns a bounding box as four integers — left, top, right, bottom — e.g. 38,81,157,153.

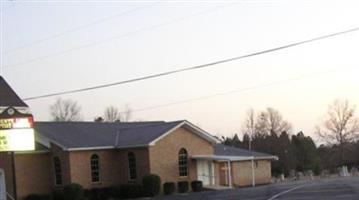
0,76,277,200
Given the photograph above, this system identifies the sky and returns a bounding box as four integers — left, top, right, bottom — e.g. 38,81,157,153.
0,0,359,141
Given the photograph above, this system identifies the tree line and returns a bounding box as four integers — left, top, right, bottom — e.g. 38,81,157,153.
222,100,359,176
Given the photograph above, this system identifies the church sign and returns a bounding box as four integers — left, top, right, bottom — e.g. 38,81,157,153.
0,107,35,151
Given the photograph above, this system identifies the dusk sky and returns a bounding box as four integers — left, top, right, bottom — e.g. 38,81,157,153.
1,0,358,141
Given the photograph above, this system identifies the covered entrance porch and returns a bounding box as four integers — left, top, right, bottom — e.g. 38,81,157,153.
192,155,261,189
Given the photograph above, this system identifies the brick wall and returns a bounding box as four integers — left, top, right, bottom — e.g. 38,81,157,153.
50,143,71,186
232,160,272,187
0,152,53,200
68,149,120,188
116,148,150,185
68,148,150,188
149,127,214,183
15,153,52,199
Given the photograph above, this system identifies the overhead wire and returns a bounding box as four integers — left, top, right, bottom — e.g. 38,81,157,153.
22,26,359,101
3,1,160,55
117,66,357,114
4,2,240,69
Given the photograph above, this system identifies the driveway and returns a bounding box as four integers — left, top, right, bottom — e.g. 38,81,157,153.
153,177,359,200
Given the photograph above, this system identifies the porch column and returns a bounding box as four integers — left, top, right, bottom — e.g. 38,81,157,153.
251,157,255,187
227,160,232,188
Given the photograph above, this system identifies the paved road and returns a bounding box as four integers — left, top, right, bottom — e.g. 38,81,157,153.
153,177,359,200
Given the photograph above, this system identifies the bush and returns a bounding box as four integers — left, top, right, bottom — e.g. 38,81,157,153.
25,194,42,200
83,189,91,200
25,194,50,200
142,174,161,197
51,190,64,200
177,181,189,193
163,182,176,195
109,186,121,199
63,183,84,200
120,184,143,199
191,180,203,192
84,187,115,200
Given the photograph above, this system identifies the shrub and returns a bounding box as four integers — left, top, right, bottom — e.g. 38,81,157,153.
119,184,143,199
83,189,92,199
84,187,116,200
163,182,176,195
51,190,64,200
191,180,203,192
25,194,49,200
63,183,84,200
142,174,161,197
109,186,121,199
177,181,189,193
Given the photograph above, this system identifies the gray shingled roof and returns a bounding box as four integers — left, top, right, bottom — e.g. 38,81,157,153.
214,144,274,158
35,121,184,149
0,76,28,107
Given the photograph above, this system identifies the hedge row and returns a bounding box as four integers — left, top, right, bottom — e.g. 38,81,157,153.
164,180,203,195
25,184,144,200
25,174,162,200
25,178,203,200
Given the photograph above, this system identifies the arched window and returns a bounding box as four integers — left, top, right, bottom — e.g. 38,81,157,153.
178,148,188,177
128,152,137,180
53,156,62,185
91,154,100,182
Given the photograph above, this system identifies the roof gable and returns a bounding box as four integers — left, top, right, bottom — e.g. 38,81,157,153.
0,76,28,107
148,120,220,146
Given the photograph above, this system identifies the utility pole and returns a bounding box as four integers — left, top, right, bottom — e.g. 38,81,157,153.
249,137,252,150
249,126,253,150
247,108,255,151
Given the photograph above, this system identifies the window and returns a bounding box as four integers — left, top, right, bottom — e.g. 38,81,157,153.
53,157,62,185
178,148,188,177
91,154,100,182
128,152,137,180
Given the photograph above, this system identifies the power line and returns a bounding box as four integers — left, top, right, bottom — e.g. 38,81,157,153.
4,2,239,69
82,66,356,120
3,1,160,55
117,67,356,115
23,26,359,101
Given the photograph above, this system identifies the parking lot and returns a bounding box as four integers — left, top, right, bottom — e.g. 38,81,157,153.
154,177,359,200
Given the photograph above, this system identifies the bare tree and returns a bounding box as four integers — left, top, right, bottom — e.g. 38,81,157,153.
241,107,291,152
317,99,359,151
255,107,292,136
50,98,82,121
103,106,121,122
242,108,256,150
266,107,292,135
103,105,132,122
